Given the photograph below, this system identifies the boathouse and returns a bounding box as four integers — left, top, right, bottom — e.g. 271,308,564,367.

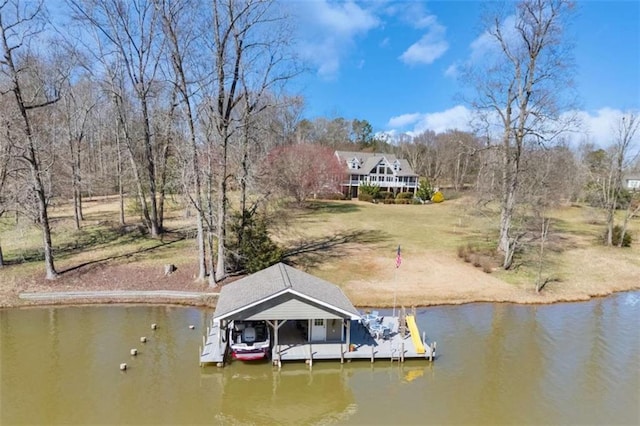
200,262,435,366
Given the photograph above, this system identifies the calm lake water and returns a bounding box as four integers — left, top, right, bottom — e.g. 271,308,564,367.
1,292,639,425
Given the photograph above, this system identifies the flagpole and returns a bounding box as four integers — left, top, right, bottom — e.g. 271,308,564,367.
393,267,397,317
393,245,400,318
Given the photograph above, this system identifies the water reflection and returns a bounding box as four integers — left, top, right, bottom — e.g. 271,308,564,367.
1,293,638,425
210,364,355,425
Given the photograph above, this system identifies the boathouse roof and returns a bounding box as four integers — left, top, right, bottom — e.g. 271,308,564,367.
213,263,360,321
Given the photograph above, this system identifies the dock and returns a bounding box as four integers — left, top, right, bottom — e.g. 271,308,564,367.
199,319,227,366
272,316,435,366
199,315,436,367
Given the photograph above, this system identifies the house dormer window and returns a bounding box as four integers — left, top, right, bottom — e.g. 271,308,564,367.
348,158,360,170
393,160,401,171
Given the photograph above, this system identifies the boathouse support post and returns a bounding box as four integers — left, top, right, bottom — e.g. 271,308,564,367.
340,344,344,364
346,319,351,347
274,320,279,362
401,342,405,363
371,345,374,363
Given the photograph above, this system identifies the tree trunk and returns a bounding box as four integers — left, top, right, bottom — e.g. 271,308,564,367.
157,2,207,280
140,95,161,237
70,139,82,230
157,140,170,233
215,158,228,281
1,15,58,279
116,124,126,226
113,93,152,231
0,242,4,268
206,166,217,287
617,199,639,247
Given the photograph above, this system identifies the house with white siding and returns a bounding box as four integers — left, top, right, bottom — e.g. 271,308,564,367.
624,174,640,190
335,151,419,198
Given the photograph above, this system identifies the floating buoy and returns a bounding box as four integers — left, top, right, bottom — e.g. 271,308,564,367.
140,337,147,343
120,363,127,371
151,324,157,330
130,349,138,356
189,325,195,330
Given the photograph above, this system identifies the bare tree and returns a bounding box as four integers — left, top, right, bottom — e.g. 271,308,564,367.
155,0,208,281
202,0,297,282
0,0,62,279
605,113,640,246
57,76,97,230
262,143,343,204
467,0,575,268
0,109,11,267
69,0,166,237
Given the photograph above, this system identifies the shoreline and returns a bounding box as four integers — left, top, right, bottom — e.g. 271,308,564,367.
3,285,638,311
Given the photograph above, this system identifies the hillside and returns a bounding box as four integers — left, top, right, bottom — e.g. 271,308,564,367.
1,196,639,308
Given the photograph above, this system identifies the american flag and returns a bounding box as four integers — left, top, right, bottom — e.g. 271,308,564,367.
395,245,402,268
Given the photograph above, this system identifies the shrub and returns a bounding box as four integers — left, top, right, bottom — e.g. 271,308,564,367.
379,191,394,200
358,193,374,203
480,257,494,273
382,198,395,204
457,245,466,259
431,191,445,203
396,192,413,200
416,178,434,201
394,198,411,204
228,211,283,273
359,182,380,199
606,225,633,247
317,192,345,200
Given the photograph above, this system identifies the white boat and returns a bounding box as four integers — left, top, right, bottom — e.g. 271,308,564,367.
229,320,271,361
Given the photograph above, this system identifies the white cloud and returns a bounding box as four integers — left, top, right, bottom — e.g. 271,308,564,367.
399,14,448,65
388,113,421,128
386,105,473,135
313,1,379,35
400,33,449,65
411,106,473,135
294,1,380,79
567,108,639,147
444,63,459,78
469,15,518,63
385,106,640,147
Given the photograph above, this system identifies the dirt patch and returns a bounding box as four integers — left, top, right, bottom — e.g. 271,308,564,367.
337,247,640,308
0,261,217,308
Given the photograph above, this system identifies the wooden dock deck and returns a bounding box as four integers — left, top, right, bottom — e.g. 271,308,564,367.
200,316,436,367
199,318,227,366
273,317,435,365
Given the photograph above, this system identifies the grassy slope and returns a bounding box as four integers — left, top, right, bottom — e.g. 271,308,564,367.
1,195,638,307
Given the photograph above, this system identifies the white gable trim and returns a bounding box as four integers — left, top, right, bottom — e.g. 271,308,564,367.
214,288,361,321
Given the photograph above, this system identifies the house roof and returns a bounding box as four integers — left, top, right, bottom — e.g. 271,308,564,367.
213,263,361,321
335,151,417,177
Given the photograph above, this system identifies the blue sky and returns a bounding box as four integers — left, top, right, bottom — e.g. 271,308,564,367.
290,1,640,144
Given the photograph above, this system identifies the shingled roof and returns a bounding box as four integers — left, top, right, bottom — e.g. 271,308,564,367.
213,263,360,321
335,151,417,177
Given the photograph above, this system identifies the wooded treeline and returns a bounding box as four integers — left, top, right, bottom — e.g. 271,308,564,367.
0,0,638,281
